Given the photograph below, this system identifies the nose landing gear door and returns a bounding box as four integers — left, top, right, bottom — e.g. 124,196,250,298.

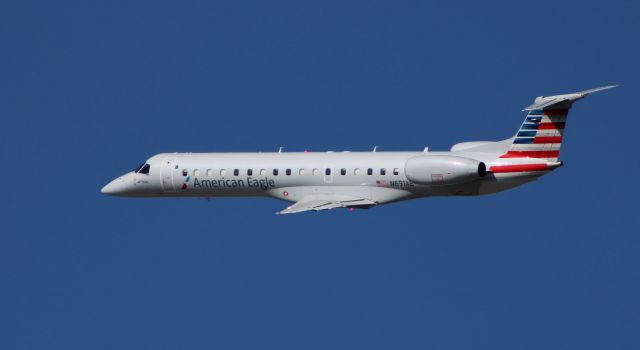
161,157,178,192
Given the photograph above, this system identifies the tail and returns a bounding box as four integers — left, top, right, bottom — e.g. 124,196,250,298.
502,108,570,161
501,85,617,162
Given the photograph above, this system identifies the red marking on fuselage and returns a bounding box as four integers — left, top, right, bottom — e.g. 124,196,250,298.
489,164,549,173
499,150,560,158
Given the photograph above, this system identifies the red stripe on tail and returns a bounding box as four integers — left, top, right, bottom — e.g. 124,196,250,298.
533,136,563,144
538,122,565,130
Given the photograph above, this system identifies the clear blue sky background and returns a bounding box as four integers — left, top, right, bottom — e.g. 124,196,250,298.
1,1,639,349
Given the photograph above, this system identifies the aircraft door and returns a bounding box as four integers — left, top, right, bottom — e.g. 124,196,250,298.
324,165,333,184
161,157,178,192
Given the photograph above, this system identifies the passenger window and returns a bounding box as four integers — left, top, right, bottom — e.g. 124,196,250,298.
286,169,291,176
313,168,319,176
393,168,399,175
194,169,200,177
325,168,331,176
354,168,361,175
380,168,386,175
340,168,346,175
233,169,239,176
247,169,253,176
367,168,373,175
260,169,266,176
220,169,227,177
207,169,213,177
273,169,279,176
299,168,305,175
182,169,188,176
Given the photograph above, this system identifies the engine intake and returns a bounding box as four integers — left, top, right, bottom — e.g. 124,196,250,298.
405,155,486,185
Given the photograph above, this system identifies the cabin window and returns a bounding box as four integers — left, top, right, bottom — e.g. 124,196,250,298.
247,169,253,176
194,169,200,177
340,168,346,175
286,168,291,176
325,168,331,176
313,168,320,176
393,168,399,175
367,168,373,175
182,169,188,176
299,168,305,175
206,169,212,177
273,169,279,176
220,169,227,177
380,168,386,175
233,169,239,176
354,168,361,175
260,169,267,176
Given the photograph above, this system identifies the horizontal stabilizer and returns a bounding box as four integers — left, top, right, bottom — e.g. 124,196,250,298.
523,85,617,111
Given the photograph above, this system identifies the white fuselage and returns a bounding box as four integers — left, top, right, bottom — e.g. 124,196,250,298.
102,149,552,208
101,86,616,213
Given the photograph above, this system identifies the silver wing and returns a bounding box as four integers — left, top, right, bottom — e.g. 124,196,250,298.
277,194,377,215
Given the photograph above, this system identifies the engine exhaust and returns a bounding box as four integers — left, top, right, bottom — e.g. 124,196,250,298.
478,162,487,177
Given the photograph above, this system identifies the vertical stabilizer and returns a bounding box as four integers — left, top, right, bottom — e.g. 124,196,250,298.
500,86,617,161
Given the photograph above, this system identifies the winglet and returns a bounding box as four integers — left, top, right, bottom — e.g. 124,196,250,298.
523,85,618,111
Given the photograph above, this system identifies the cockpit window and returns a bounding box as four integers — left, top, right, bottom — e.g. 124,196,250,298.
134,163,150,174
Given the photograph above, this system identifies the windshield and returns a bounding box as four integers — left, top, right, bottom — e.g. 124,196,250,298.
134,163,150,174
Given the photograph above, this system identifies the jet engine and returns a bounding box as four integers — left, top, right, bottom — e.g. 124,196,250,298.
404,155,486,185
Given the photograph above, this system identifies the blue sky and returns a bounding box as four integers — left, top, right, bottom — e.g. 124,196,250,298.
1,1,639,349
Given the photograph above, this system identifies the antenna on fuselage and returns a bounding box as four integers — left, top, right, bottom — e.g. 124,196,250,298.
373,146,378,152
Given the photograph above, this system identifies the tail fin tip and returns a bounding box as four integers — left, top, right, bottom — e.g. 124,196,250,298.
523,85,618,111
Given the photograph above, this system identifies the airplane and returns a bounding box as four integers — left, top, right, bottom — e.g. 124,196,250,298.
101,86,616,214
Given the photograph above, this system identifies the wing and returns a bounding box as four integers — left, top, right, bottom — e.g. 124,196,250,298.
277,194,377,215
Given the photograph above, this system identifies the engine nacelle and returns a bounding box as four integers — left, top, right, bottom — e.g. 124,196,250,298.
404,155,486,185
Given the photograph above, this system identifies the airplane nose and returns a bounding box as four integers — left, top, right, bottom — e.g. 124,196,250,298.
101,176,129,195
